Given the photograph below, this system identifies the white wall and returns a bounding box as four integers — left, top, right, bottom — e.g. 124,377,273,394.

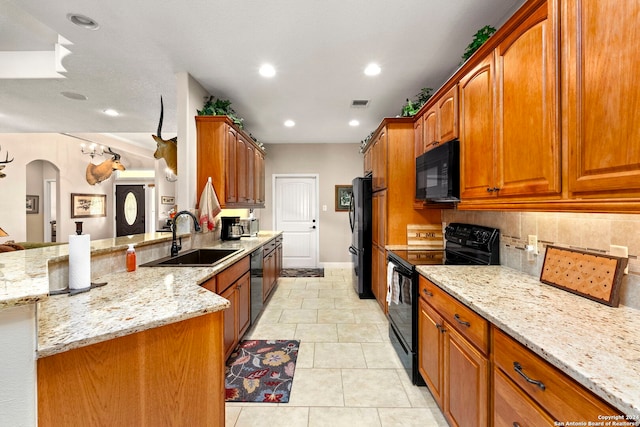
0,134,153,243
261,143,363,263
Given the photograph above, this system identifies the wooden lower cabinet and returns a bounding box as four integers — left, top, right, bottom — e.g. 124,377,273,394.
38,311,225,427
371,245,387,313
493,326,621,423
493,368,555,427
418,298,444,407
418,278,489,427
445,326,488,427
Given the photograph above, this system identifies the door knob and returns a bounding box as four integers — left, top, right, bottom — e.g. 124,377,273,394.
311,225,316,229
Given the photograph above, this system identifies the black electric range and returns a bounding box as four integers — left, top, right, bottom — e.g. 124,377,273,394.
386,223,500,385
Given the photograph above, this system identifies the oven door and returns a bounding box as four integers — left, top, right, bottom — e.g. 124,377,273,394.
387,265,414,352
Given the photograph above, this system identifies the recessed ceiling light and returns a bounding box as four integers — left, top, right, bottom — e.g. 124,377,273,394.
61,91,88,100
103,109,119,117
284,120,295,127
67,13,100,30
349,120,360,127
259,64,276,78
364,63,381,76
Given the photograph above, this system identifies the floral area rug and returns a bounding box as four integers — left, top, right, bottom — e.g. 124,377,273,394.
225,339,300,403
280,268,324,278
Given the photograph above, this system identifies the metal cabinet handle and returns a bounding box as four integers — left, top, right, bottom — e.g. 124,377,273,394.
436,324,446,333
486,187,494,192
454,313,470,327
493,187,500,192
513,423,521,427
513,362,546,390
422,289,433,297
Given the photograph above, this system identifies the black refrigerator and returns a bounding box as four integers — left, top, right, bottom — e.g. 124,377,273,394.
348,176,373,299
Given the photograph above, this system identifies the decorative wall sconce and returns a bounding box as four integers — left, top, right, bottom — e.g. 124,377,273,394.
165,168,177,182
80,142,105,158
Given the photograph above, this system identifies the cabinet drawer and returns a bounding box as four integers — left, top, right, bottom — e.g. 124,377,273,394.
216,256,250,293
494,367,555,427
419,276,488,354
493,327,620,422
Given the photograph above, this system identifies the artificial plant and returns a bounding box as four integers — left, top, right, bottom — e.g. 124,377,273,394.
400,87,434,117
197,96,244,129
461,25,496,63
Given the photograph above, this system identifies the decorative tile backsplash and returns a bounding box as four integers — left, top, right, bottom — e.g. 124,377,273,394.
442,210,640,310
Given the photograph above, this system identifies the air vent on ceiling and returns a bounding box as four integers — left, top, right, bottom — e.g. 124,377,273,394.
351,99,369,108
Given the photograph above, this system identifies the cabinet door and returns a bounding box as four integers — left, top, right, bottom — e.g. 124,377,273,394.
236,134,249,203
423,106,438,152
226,126,238,204
376,246,387,314
496,0,561,198
438,85,458,143
364,149,373,176
254,150,265,206
262,251,276,302
372,131,388,190
371,244,380,302
564,0,640,197
414,115,424,158
377,190,387,248
459,55,497,200
444,326,489,427
246,143,255,204
237,271,251,339
221,285,238,360
418,298,444,408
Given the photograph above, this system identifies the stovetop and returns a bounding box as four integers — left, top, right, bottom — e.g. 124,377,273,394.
388,223,500,268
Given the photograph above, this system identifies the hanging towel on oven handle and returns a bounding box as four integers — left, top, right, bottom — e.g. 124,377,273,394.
386,261,401,305
199,177,221,232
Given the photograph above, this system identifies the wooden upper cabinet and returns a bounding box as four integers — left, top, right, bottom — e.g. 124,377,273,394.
371,131,388,191
414,116,424,159
460,0,560,202
459,55,496,200
225,125,238,204
564,0,640,199
437,85,458,143
496,0,560,198
364,149,373,176
196,116,265,209
422,106,438,152
254,149,265,206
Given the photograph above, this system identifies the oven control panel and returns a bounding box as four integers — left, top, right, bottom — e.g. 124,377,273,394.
445,223,499,252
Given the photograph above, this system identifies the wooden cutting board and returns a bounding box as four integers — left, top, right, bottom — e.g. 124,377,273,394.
407,224,444,249
540,245,627,307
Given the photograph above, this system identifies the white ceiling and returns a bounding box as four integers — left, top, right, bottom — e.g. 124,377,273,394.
0,0,525,150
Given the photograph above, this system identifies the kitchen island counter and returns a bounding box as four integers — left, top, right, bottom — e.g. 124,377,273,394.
36,231,282,358
417,264,640,418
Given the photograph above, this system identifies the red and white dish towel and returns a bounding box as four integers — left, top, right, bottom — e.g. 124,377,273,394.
199,177,221,232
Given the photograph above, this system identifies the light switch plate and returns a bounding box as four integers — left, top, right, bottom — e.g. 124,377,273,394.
527,235,538,255
610,244,629,274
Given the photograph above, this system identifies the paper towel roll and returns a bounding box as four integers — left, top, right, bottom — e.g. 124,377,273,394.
68,234,91,291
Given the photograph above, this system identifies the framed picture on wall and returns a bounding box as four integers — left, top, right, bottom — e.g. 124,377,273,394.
71,193,107,218
26,195,39,214
335,185,353,212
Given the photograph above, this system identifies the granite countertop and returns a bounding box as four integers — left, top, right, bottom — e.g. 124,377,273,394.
2,231,281,358
0,232,175,310
416,265,640,418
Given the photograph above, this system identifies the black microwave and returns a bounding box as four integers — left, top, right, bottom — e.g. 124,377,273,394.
415,139,460,202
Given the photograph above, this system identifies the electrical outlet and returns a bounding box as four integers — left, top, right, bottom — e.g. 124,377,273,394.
527,235,538,255
322,205,327,212
610,244,629,274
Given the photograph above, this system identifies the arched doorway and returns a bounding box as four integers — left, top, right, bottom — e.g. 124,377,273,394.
25,160,60,243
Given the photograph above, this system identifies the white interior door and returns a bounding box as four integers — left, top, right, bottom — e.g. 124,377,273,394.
274,175,319,268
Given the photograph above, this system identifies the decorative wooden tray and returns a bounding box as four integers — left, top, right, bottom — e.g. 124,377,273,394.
540,245,628,307
407,224,443,249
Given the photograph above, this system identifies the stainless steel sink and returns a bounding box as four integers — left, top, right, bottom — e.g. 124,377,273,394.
140,248,243,267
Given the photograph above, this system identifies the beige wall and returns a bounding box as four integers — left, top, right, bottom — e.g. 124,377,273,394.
443,210,640,309
261,143,363,264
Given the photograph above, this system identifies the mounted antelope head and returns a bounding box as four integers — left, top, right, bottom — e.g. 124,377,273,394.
86,147,126,185
0,146,14,179
152,96,178,175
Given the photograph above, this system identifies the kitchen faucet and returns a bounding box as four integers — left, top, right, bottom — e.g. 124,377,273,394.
170,210,202,257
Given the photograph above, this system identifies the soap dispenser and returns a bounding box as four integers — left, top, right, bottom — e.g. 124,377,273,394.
126,244,137,272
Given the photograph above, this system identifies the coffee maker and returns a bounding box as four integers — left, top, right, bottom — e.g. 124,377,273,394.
221,216,242,240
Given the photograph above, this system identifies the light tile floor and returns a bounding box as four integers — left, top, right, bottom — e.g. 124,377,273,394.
225,268,450,427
